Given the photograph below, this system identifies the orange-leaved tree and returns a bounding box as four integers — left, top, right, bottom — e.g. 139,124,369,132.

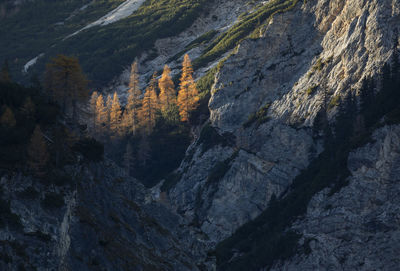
138,72,159,134
95,94,107,134
177,54,199,122
109,92,122,138
159,64,176,112
122,61,142,135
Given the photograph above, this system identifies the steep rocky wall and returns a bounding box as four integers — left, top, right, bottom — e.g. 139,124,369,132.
272,124,400,270
0,161,207,270
168,0,400,246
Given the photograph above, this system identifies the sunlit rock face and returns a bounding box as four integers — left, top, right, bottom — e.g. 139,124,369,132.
169,0,400,247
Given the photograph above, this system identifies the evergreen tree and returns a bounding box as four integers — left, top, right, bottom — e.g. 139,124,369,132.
0,106,16,127
44,55,88,121
28,125,49,176
177,54,199,122
138,73,159,134
159,65,176,112
0,60,11,83
109,92,122,138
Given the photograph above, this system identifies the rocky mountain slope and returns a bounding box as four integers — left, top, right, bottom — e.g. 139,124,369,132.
271,124,400,270
168,0,400,245
1,0,400,270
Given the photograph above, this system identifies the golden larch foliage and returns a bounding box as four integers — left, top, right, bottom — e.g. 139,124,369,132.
109,92,122,137
138,73,159,134
105,94,113,132
122,61,142,135
177,54,199,122
158,65,176,112
95,94,107,133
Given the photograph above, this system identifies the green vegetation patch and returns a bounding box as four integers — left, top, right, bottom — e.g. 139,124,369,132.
206,151,238,185
44,0,215,87
0,0,125,83
305,85,318,96
169,30,219,63
243,103,271,128
193,0,300,69
328,95,340,109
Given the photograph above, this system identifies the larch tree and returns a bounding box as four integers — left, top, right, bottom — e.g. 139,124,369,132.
122,61,142,135
28,125,49,176
44,55,88,121
109,92,122,138
105,94,113,133
177,54,199,122
89,91,99,131
0,106,16,127
158,65,176,112
95,94,107,134
138,72,159,134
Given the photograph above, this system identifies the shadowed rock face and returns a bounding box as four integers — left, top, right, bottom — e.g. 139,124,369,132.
0,161,209,271
271,125,400,270
169,0,400,248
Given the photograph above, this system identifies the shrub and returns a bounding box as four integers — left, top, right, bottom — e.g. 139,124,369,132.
328,95,340,109
206,152,238,185
193,0,299,69
306,85,318,96
243,103,271,128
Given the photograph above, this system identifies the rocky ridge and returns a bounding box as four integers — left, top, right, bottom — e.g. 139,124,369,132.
167,0,400,247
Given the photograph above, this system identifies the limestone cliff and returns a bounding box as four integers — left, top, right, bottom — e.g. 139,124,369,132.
168,0,400,250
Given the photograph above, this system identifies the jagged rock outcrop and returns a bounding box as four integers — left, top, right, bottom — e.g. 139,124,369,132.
168,0,400,246
0,161,208,271
271,124,400,270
